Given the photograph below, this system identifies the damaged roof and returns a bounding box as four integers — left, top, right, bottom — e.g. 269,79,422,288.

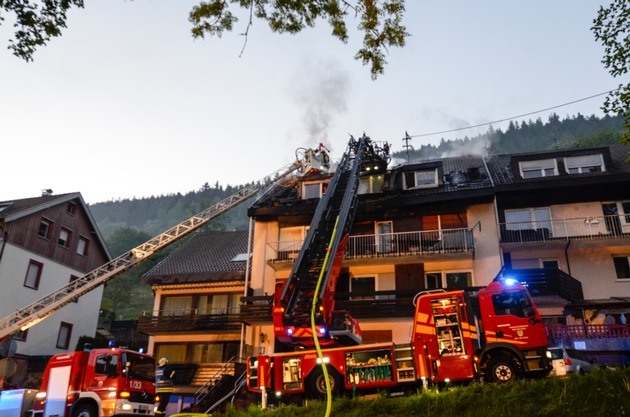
141,230,249,285
248,154,494,218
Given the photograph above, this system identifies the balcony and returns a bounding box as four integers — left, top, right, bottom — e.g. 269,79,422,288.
499,214,630,246
267,227,475,266
137,307,243,335
509,268,584,303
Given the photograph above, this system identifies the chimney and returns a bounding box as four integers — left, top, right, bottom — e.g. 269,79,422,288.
42,189,53,196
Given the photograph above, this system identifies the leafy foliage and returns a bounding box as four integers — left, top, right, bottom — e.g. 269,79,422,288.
592,0,630,145
0,0,84,61
2,0,408,78
189,1,409,79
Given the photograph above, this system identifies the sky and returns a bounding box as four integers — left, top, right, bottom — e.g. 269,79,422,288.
0,1,619,204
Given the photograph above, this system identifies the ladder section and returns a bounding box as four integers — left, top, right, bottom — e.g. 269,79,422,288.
275,135,390,345
0,163,300,341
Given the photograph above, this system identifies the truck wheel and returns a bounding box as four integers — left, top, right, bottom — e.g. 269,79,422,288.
73,404,97,417
485,354,522,383
307,366,342,398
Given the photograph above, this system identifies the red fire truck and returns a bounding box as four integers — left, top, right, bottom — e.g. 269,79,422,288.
247,277,551,398
32,346,156,417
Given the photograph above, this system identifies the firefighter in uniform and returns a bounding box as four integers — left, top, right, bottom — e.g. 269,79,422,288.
155,358,175,416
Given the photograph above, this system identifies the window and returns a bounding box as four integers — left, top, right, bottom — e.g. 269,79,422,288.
66,203,78,216
24,260,43,289
613,256,630,280
358,175,384,194
95,353,118,375
564,154,605,174
376,221,393,253
303,182,325,199
351,276,375,299
518,159,558,178
58,228,72,247
505,207,552,231
56,322,73,349
231,253,250,262
76,236,89,256
403,169,438,189
425,271,473,290
37,218,53,239
491,291,535,318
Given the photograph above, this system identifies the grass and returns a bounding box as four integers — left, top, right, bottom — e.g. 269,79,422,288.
210,367,630,417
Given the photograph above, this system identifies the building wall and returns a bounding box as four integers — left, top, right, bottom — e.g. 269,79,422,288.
468,202,503,286
0,243,102,356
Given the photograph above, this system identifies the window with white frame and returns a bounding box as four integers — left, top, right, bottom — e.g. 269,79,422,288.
58,227,72,247
403,169,438,189
37,218,53,239
613,256,630,280
56,322,73,349
76,236,89,256
504,207,552,232
518,159,558,178
24,260,43,289
564,154,605,174
303,182,324,199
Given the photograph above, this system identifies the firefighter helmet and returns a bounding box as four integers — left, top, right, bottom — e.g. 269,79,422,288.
158,357,168,366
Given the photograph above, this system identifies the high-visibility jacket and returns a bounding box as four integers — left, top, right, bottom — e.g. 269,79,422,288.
156,365,175,393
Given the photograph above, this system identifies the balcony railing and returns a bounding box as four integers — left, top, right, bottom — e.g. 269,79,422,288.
546,323,630,340
499,214,630,244
137,307,243,334
267,227,475,263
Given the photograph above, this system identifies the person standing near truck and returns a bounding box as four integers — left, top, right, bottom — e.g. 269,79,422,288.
155,358,175,416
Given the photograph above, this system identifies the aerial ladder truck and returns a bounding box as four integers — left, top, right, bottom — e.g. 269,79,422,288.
0,163,303,345
273,135,391,347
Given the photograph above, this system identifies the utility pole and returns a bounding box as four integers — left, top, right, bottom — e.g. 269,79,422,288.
402,131,413,164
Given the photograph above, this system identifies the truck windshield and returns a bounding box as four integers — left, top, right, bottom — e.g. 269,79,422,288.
491,290,535,318
122,353,155,382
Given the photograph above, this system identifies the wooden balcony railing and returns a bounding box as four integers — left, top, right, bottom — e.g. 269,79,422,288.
499,214,630,244
137,308,243,334
267,227,475,263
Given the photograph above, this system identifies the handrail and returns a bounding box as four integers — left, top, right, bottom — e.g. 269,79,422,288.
194,356,236,405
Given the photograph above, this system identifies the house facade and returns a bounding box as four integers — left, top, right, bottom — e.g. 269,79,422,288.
140,142,630,399
0,192,110,386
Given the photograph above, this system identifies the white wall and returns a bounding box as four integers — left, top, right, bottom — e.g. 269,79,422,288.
0,244,102,356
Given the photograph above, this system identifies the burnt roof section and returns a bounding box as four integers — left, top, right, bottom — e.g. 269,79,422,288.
141,230,249,285
486,143,630,186
249,154,493,218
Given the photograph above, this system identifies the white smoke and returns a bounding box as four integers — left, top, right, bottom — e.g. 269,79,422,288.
289,57,351,152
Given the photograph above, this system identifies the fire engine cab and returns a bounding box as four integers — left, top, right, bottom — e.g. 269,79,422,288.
32,346,156,417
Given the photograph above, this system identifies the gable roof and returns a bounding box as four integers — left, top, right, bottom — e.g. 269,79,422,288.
486,143,630,186
141,230,250,285
0,192,111,259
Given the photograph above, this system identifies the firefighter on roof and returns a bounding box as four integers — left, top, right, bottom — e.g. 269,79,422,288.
155,357,175,416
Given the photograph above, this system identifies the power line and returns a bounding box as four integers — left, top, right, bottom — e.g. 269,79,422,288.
407,88,618,139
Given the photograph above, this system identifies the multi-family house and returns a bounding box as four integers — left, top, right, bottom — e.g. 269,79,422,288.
139,142,630,406
139,230,251,408
487,144,630,352
0,192,110,387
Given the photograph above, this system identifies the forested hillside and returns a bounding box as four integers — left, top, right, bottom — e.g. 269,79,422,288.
91,113,625,322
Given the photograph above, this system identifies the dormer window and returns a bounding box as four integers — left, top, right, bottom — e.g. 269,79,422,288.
519,159,558,178
564,154,605,174
302,182,325,199
403,169,438,189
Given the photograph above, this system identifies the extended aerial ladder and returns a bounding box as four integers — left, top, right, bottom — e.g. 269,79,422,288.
0,163,303,343
273,135,390,347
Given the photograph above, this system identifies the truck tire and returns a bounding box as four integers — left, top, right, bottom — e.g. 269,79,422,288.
307,366,342,398
485,354,522,383
73,403,97,417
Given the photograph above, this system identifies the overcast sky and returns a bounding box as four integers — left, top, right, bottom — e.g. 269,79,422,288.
0,1,617,204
